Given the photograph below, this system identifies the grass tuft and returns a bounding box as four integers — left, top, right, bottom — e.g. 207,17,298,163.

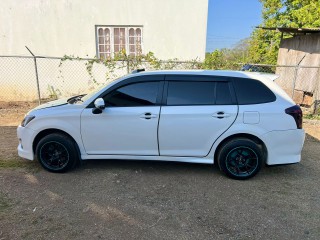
304,114,320,120
0,194,11,212
0,159,41,171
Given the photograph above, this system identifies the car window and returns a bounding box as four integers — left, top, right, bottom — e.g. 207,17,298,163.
233,78,276,104
166,81,233,106
81,76,123,103
103,82,159,107
215,82,233,105
167,81,215,105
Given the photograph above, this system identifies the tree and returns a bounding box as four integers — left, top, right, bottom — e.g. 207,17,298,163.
247,0,320,65
203,39,251,70
203,50,226,69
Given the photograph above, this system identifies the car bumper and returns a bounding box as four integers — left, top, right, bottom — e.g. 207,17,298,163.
262,129,305,165
17,126,35,160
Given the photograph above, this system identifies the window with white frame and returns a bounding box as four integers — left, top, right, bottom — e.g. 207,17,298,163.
96,26,143,59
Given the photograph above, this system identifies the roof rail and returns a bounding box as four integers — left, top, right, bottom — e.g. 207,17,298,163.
131,68,145,74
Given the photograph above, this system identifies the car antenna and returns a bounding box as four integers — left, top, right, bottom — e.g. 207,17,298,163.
131,69,145,74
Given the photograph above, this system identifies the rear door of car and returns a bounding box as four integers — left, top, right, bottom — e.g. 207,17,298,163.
158,75,238,157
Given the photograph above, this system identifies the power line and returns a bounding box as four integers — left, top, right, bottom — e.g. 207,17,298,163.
206,35,248,40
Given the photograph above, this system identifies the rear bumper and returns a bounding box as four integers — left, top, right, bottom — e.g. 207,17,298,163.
17,126,35,160
262,129,305,165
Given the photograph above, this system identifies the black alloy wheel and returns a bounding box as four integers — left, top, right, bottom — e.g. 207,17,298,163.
36,133,79,172
217,138,263,180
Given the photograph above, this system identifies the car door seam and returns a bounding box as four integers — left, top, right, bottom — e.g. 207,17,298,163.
205,104,239,159
157,106,162,156
79,107,89,154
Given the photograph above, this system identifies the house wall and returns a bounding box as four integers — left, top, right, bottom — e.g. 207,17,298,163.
276,34,320,106
0,0,208,60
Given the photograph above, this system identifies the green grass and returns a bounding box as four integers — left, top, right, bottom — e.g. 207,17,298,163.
0,160,30,168
304,114,320,120
0,194,11,212
0,159,40,171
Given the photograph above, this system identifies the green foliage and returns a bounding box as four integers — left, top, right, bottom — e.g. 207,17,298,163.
47,85,61,99
247,0,320,64
203,50,225,69
144,52,161,69
58,50,204,86
278,0,320,28
202,39,251,70
304,113,320,120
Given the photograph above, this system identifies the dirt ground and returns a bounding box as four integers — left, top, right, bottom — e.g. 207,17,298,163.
0,101,38,127
0,102,319,240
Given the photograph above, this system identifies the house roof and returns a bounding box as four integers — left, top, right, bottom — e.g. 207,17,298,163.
256,27,320,34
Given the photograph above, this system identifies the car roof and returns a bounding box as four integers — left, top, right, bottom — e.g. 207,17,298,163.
132,70,279,82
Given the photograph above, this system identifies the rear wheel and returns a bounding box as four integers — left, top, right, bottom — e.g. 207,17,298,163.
217,138,263,180
36,133,79,173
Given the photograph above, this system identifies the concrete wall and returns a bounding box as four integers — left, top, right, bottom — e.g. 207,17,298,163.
0,0,208,60
0,57,133,101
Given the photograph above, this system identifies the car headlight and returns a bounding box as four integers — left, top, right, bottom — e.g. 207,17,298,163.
21,115,35,127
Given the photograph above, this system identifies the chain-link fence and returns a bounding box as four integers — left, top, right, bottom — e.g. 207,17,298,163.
0,56,127,102
0,55,319,111
0,55,204,103
276,65,320,109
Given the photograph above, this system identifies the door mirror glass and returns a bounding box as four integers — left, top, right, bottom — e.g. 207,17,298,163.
94,98,105,110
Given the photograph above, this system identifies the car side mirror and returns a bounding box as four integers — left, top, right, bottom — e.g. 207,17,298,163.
92,98,105,114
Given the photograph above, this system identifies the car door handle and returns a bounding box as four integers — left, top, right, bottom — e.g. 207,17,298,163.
212,111,230,119
140,112,157,119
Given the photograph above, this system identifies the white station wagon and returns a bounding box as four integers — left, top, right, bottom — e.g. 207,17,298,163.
17,70,305,179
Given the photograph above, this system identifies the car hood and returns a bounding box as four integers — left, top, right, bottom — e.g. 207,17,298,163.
32,98,68,111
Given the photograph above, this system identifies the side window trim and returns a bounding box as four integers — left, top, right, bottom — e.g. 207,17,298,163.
213,82,217,105
227,80,238,105
162,79,169,106
156,81,165,105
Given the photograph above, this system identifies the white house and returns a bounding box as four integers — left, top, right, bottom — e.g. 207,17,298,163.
0,0,208,60
0,0,208,101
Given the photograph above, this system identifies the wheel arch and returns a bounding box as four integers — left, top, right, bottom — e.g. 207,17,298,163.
33,128,81,156
213,133,268,164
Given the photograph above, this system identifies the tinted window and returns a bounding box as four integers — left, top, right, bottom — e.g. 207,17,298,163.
216,82,233,105
104,82,159,107
167,82,215,105
233,78,276,104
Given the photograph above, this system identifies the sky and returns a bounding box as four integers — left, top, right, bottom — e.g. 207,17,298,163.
206,0,262,52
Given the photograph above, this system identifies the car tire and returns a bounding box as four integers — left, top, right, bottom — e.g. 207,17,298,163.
217,138,263,180
36,133,79,173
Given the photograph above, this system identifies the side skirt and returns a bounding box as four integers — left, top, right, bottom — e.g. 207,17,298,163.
81,154,213,164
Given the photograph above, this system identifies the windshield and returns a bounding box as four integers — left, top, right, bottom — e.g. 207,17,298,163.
80,79,120,102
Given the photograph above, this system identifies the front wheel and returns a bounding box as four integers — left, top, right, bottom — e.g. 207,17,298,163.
217,138,263,180
36,133,79,173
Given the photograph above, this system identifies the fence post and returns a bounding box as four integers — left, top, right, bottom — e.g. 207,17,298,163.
313,67,320,114
292,65,299,98
25,46,41,105
126,58,130,74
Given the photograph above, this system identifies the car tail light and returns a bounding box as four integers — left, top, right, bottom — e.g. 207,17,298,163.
285,105,303,129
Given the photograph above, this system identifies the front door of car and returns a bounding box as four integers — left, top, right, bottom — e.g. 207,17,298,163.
158,76,238,157
81,77,164,155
